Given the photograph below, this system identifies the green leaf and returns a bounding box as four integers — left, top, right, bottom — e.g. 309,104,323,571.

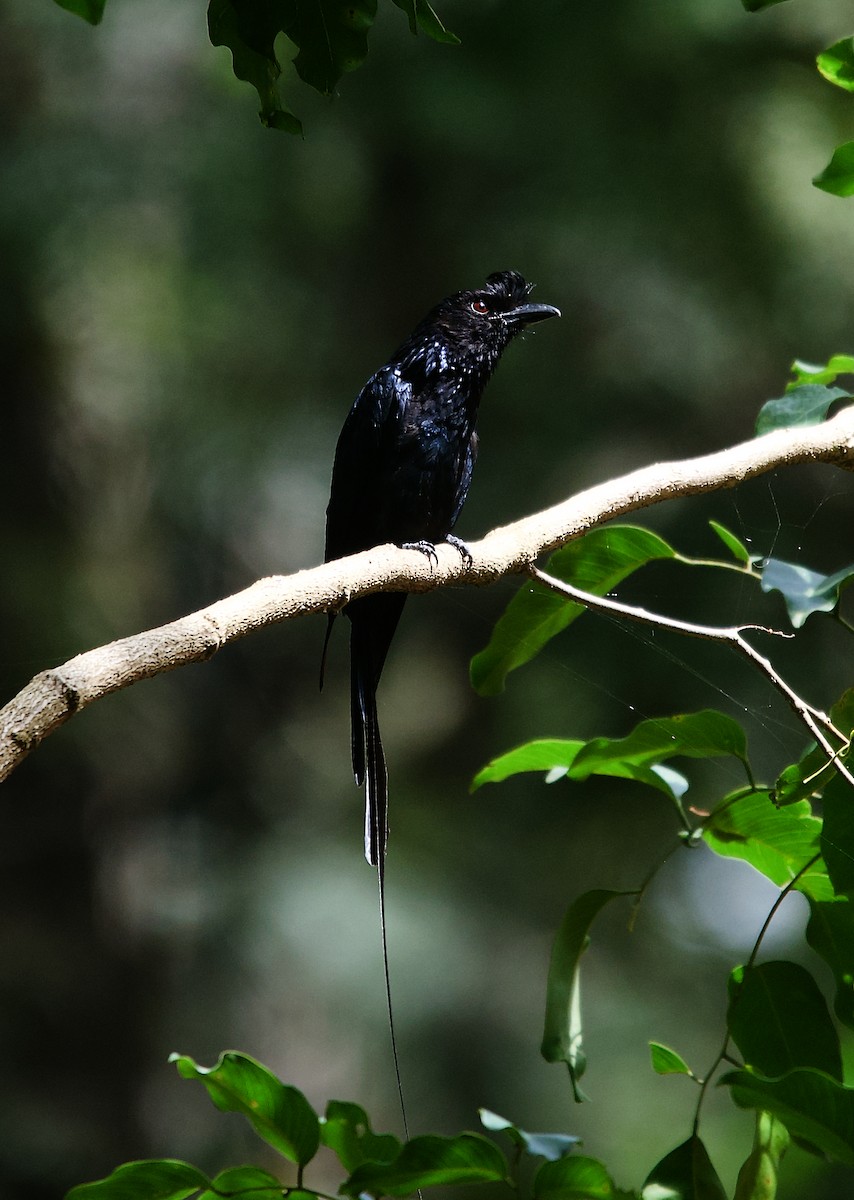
534,1155,620,1200
814,142,854,197
473,711,749,801
199,1166,283,1200
722,1068,854,1165
741,0,789,10
821,774,854,897
542,890,631,1100
170,1051,319,1165
320,1100,401,1171
760,557,854,627
755,384,850,435
66,1160,210,1200
207,0,302,133
818,38,854,91
703,788,829,898
649,1042,694,1077
471,526,676,695
478,1110,580,1161
708,520,752,566
806,896,854,1029
390,0,459,44
727,962,843,1081
640,1137,727,1200
52,0,106,23
341,1133,509,1197
287,0,378,94
789,355,854,388
472,739,585,790
733,1113,789,1200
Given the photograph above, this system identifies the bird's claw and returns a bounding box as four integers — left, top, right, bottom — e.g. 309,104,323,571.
444,535,473,568
401,539,439,567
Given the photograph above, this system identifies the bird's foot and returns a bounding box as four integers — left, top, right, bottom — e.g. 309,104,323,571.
444,534,473,568
401,539,439,567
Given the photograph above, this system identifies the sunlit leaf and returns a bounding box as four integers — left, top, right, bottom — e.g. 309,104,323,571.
390,0,459,43
170,1051,319,1165
473,711,748,801
66,1160,210,1200
818,37,854,91
321,1100,400,1171
341,1133,509,1197
534,1155,621,1200
703,788,829,898
52,0,106,23
760,557,854,627
814,142,854,197
789,355,854,388
708,520,752,566
727,962,842,1080
755,384,850,435
649,1042,694,1078
806,896,854,1029
640,1136,726,1200
722,1068,854,1165
471,526,676,695
542,890,631,1100
733,1113,789,1200
478,1110,580,1161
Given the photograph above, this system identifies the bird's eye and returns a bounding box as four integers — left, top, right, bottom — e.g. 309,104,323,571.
470,299,490,315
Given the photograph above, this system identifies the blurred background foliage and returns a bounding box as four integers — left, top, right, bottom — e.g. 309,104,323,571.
2,0,854,1196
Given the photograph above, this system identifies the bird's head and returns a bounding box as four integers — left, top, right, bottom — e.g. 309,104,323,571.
422,270,561,361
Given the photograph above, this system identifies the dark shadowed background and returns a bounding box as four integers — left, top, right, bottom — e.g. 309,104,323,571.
2,1,854,1197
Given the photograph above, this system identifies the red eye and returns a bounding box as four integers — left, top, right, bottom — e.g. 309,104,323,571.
470,299,490,315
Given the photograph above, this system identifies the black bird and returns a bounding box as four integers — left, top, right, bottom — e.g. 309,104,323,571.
324,270,560,866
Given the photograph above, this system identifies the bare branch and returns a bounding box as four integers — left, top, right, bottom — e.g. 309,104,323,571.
3,407,854,782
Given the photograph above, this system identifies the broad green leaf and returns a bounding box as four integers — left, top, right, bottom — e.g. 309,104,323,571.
534,1155,620,1200
52,0,106,23
722,1068,854,1165
170,1051,319,1165
760,557,854,627
472,740,585,790
66,1160,209,1200
733,1113,789,1200
818,38,854,91
542,890,631,1100
703,788,829,898
478,1110,580,1161
207,0,302,133
640,1136,726,1200
390,0,459,43
789,355,854,388
473,711,748,800
320,1100,400,1171
341,1133,509,1197
708,520,752,566
755,384,850,435
649,1042,694,1077
287,0,378,94
775,689,854,806
821,774,854,897
814,142,854,197
199,1166,283,1200
569,710,749,778
471,526,676,695
727,962,842,1081
806,896,854,1029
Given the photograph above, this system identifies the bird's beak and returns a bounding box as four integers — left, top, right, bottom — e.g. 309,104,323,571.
504,302,561,325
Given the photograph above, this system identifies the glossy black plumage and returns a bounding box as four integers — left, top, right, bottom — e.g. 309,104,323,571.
324,270,560,865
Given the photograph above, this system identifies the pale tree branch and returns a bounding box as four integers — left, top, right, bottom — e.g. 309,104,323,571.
2,407,854,783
